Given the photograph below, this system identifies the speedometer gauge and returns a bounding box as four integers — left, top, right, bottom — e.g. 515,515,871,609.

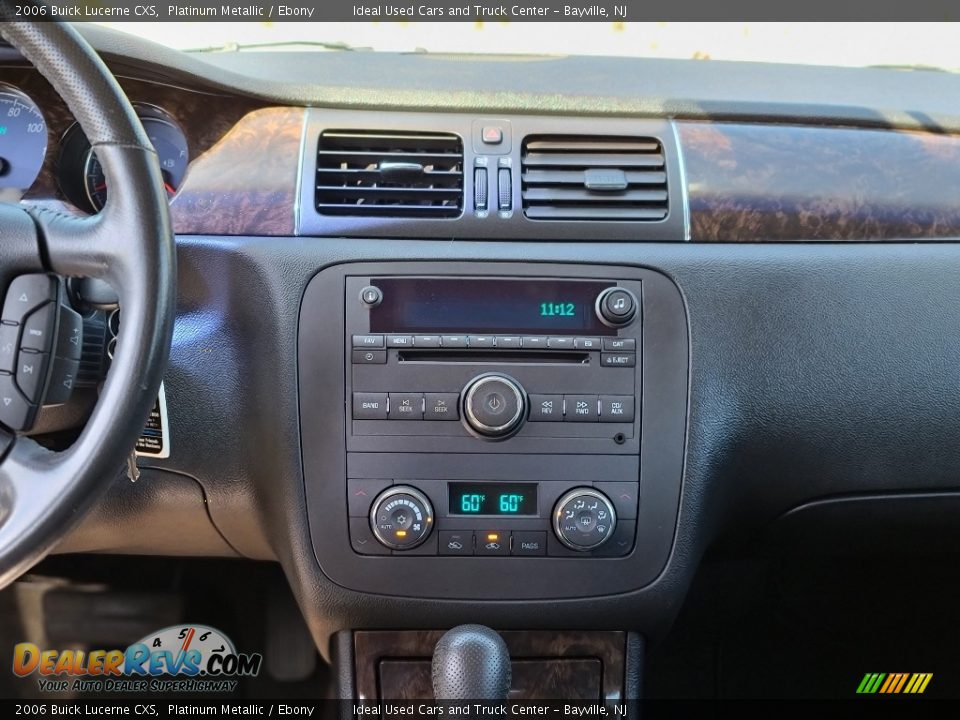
84,115,189,211
0,84,48,200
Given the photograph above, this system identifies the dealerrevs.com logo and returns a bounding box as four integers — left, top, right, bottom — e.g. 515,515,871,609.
12,625,262,694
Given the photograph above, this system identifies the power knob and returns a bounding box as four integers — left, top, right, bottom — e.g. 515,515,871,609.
553,488,617,551
461,373,526,440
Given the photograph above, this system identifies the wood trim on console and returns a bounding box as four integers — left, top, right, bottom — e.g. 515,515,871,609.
353,630,626,701
678,121,960,242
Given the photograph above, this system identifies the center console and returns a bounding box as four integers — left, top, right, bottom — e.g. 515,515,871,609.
299,261,688,600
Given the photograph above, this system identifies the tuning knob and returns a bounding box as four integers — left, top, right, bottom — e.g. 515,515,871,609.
596,287,637,327
370,486,434,550
461,373,526,440
553,488,617,551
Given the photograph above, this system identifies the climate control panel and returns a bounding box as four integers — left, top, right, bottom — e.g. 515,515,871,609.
351,478,636,558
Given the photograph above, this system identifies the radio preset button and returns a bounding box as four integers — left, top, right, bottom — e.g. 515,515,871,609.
521,336,548,349
528,394,563,422
352,349,387,364
564,395,598,422
425,393,460,420
353,392,389,420
469,335,496,348
496,336,521,348
441,335,468,348
602,338,636,352
386,335,414,348
388,392,423,420
599,395,635,422
352,334,384,348
414,335,441,347
600,352,636,368
547,337,575,350
574,337,602,351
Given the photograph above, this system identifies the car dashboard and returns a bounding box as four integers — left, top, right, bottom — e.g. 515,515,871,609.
4,23,960,700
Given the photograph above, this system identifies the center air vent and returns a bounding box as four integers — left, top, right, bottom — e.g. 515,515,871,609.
316,131,463,218
521,136,668,221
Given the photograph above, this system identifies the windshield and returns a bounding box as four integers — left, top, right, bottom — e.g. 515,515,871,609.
98,21,960,70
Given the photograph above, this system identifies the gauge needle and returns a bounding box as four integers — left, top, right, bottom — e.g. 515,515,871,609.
164,182,177,195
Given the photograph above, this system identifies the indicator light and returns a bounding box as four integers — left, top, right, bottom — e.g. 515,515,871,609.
487,533,499,541
396,530,407,538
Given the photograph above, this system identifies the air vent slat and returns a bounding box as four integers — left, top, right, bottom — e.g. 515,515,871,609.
525,206,668,220
524,139,661,152
523,152,664,168
316,130,463,218
522,170,666,186
523,188,668,203
522,135,668,222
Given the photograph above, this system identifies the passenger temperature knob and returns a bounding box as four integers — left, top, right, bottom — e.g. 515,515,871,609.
553,488,617,551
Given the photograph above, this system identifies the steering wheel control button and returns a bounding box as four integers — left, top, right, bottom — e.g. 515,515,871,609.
352,334,384,348
596,287,638,327
553,488,617,552
476,531,510,556
425,393,460,421
55,306,83,361
353,392,388,420
439,531,474,556
602,338,636,352
0,324,18,374
463,373,525,438
16,350,49,403
388,392,423,420
528,394,563,422
1,274,57,323
360,285,383,307
599,396,635,423
350,517,389,556
511,531,547,556
564,395,599,422
601,352,636,368
352,349,386,364
370,486,434,550
20,303,55,353
0,373,35,431
44,355,80,406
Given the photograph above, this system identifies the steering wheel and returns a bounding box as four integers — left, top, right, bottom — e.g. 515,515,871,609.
0,22,175,585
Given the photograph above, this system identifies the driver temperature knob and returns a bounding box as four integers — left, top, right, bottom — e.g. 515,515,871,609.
553,488,617,551
370,486,434,550
461,373,526,439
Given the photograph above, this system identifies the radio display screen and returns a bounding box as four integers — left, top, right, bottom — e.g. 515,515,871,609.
368,278,615,335
449,483,538,516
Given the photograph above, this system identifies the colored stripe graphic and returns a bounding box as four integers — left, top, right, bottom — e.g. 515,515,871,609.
857,672,932,694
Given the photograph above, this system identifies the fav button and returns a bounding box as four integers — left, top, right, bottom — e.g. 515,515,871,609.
352,334,384,348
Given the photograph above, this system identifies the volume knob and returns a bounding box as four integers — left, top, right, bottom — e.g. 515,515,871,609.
462,373,526,440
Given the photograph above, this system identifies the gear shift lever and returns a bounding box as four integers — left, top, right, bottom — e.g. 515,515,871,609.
431,625,511,700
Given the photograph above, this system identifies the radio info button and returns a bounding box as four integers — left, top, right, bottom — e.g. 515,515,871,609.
353,392,388,420
425,393,460,420
528,394,563,422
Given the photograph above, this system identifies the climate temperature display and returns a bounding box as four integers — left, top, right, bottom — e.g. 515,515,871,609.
449,482,538,516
